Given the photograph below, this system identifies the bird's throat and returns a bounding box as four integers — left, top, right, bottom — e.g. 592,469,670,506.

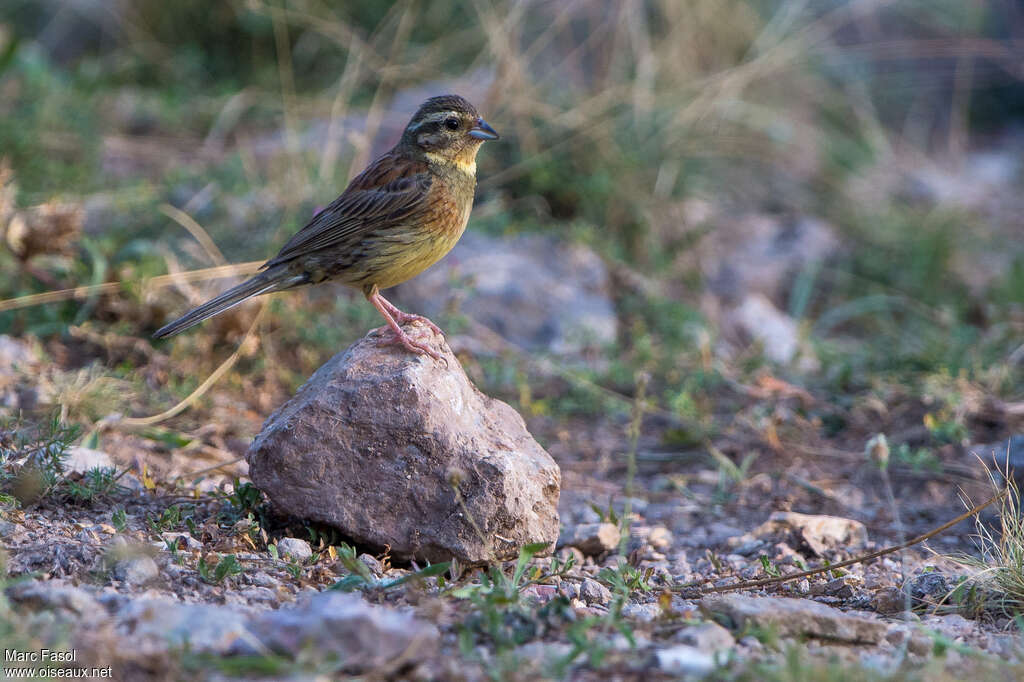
425,151,477,177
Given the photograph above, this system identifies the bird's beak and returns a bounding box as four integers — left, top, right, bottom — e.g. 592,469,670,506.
469,118,499,140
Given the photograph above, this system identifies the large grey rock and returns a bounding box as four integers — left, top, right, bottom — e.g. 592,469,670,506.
253,591,438,670
394,232,616,355
701,594,886,644
247,325,561,564
701,212,840,305
5,580,105,622
115,599,255,656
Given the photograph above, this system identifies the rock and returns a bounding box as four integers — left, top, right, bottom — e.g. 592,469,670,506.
115,598,254,655
247,326,561,565
5,580,104,621
358,553,384,577
701,594,887,644
655,644,716,677
904,572,949,607
735,511,868,558
113,556,159,585
63,446,115,475
159,532,202,552
723,293,807,366
970,435,1024,488
674,621,735,652
253,591,438,672
621,602,661,622
871,587,908,615
5,201,83,260
276,538,312,562
558,581,581,601
238,587,277,606
824,577,857,599
701,212,840,305
0,335,35,373
579,578,612,606
647,526,673,551
394,232,616,355
558,523,620,556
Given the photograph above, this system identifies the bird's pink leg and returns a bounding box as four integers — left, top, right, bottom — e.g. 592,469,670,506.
367,290,443,361
373,292,445,337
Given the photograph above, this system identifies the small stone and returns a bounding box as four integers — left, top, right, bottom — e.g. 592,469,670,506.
872,587,908,615
885,628,909,646
648,526,673,551
738,635,763,650
579,578,612,606
239,587,277,606
700,594,886,644
655,644,716,676
557,546,585,566
825,577,855,599
160,532,202,552
675,621,735,652
558,581,580,600
246,572,283,590
736,511,868,557
621,602,661,622
114,556,159,585
558,523,620,556
64,446,114,474
358,553,384,576
907,634,932,657
276,537,312,562
904,572,949,607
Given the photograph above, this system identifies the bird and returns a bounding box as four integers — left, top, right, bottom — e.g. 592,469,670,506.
153,94,499,360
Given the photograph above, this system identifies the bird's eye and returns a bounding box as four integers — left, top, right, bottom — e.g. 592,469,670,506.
444,118,460,131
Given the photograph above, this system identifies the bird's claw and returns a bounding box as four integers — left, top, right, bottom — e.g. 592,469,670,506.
393,312,444,338
377,326,446,364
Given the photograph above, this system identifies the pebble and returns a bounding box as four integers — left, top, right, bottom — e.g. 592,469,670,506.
114,556,159,585
276,538,312,562
647,526,673,551
558,523,620,556
674,621,736,652
579,578,612,606
655,645,716,676
358,553,383,576
621,602,660,622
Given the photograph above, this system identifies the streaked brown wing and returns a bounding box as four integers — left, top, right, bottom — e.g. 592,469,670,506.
261,153,431,269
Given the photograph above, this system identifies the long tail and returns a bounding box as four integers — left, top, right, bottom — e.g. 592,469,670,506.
153,266,305,338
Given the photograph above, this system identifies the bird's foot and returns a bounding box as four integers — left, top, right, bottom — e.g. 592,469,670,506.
391,311,444,337
376,325,445,362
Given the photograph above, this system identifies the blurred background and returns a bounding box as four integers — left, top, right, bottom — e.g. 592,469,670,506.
0,0,1021,511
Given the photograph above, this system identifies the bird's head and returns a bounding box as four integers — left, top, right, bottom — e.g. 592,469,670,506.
400,94,499,171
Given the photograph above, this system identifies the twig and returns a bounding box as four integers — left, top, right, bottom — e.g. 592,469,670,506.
114,302,267,427
0,261,263,313
676,488,1006,595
